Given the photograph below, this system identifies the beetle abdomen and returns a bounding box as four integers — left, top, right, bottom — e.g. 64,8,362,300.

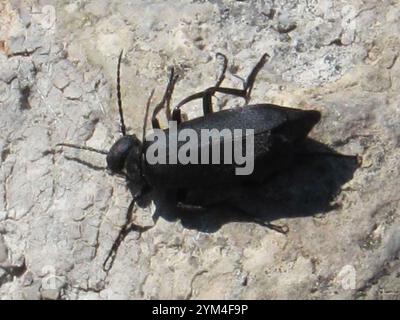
142,104,320,189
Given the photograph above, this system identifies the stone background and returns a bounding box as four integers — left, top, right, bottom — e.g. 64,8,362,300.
0,0,399,299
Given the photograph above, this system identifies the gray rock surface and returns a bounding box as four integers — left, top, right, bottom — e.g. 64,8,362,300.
0,0,399,299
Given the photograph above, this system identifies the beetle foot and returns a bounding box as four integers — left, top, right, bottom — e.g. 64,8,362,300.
264,222,289,234
103,223,152,272
253,218,289,234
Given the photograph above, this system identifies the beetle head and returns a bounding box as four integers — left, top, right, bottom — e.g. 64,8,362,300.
106,135,142,172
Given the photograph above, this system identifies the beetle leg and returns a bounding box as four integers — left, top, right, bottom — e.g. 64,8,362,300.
171,91,205,124
171,53,269,121
202,53,227,116
176,198,289,235
243,53,270,103
251,217,289,234
171,53,230,123
215,52,228,88
208,202,289,234
176,202,204,211
227,204,289,234
151,67,178,129
171,87,247,123
296,151,362,166
103,189,152,272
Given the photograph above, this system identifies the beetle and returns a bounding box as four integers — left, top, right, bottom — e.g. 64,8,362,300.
58,51,321,271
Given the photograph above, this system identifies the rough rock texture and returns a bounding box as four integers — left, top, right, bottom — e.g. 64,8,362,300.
0,0,399,299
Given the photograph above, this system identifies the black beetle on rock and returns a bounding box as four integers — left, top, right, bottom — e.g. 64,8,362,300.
59,51,329,271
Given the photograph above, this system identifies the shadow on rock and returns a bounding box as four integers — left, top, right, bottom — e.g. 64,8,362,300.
146,138,360,233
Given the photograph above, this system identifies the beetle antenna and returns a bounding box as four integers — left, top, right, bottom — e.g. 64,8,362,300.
56,143,108,155
139,89,155,178
64,156,108,171
142,89,155,145
117,50,126,136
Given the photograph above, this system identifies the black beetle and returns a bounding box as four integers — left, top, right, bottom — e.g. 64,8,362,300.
58,51,322,270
